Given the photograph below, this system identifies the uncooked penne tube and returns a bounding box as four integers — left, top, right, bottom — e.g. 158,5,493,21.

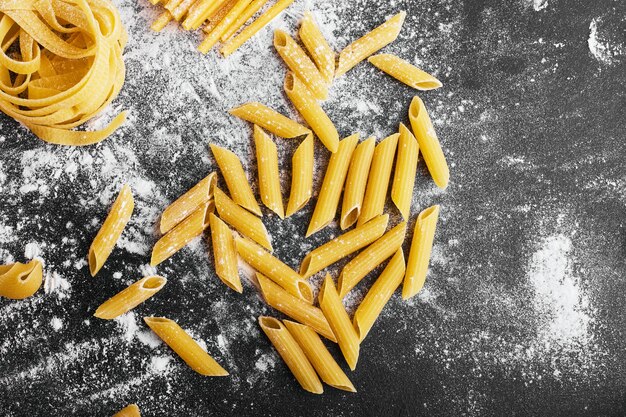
300,214,389,279
198,0,253,54
255,125,284,218
259,316,323,394
229,102,310,139
209,213,242,293
307,134,359,236
151,10,173,31
0,259,43,300
160,172,217,234
353,249,405,341
256,273,335,342
403,205,440,299
318,275,359,370
299,11,335,84
89,184,134,276
94,276,167,320
340,136,375,230
368,54,442,90
144,317,229,376
408,96,449,189
220,0,268,41
358,133,399,226
338,222,406,298
286,134,314,217
283,320,355,392
183,0,228,30
112,403,141,417
284,72,339,153
391,123,419,220
150,201,214,267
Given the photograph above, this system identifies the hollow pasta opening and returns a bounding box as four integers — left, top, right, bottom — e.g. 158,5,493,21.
299,255,312,276
259,316,281,330
341,207,359,229
298,281,313,304
142,276,165,289
89,250,98,276
207,173,217,198
274,30,288,48
284,72,295,92
409,97,422,119
418,205,440,221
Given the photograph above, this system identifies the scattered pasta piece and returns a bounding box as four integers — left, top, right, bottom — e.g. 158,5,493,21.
94,276,167,320
286,134,314,217
209,213,243,293
160,172,217,234
112,403,141,417
340,137,375,230
368,54,442,90
299,11,335,85
0,259,43,300
220,0,269,42
391,124,419,220
229,102,310,139
254,126,285,218
403,205,440,299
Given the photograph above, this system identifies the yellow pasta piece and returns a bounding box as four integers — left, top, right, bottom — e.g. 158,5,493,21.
338,222,406,298
160,172,217,234
94,276,167,320
165,0,185,13
183,0,228,30
285,134,314,217
307,134,359,236
202,0,238,33
219,0,268,41
353,249,405,341
368,53,442,90
198,0,253,54
299,11,335,84
259,316,322,394
0,259,43,300
403,205,440,299
220,0,294,56
318,275,359,370
358,133,399,226
336,11,406,77
408,96,449,189
214,187,272,251
171,0,198,21
144,317,229,376
284,72,339,153
89,184,134,276
254,125,284,218
210,144,262,216
391,123,419,220
150,201,214,267
229,102,310,139
209,213,242,293
256,273,335,342
340,136,375,230
112,403,141,417
300,214,389,279
151,10,173,31
283,320,355,392
274,30,328,100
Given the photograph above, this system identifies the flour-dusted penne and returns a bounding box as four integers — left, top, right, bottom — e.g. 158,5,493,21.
220,0,269,41
408,96,449,189
284,72,339,153
229,102,310,139
299,11,335,84
286,134,314,217
307,134,359,236
221,0,295,56
403,205,440,299
300,214,389,279
256,273,335,342
151,11,173,31
353,249,405,341
210,144,262,216
95,276,166,320
144,317,229,376
274,30,328,100
89,184,134,276
358,133,399,226
150,201,214,267
160,172,217,234
391,124,419,220
340,136,375,230
112,403,141,417
255,125,284,218
368,54,442,91
202,0,238,34
338,222,406,298
336,11,406,77
259,316,323,394
235,236,312,303
209,213,242,293
183,0,228,30
214,187,272,251
0,260,43,300
283,320,355,392
198,0,253,53
318,275,359,370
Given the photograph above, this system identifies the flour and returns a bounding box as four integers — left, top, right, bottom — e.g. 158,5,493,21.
50,316,63,331
114,312,141,343
588,16,626,65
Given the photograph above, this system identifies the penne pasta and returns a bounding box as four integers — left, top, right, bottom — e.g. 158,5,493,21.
151,11,173,32
408,96,449,189
299,11,335,84
318,275,359,370
338,222,406,298
254,125,284,218
284,72,339,153
340,136,375,230
198,0,254,54
229,102,310,139
94,276,167,320
391,124,419,220
283,320,355,392
307,134,359,236
150,201,214,267
336,11,406,77
358,133,399,226
89,184,134,276
220,0,269,41
112,403,141,417
160,172,217,234
210,144,262,216
286,134,314,217
0,259,43,300
209,213,242,293
259,316,323,394
403,205,440,299
353,249,405,341
144,317,229,376
368,54,442,91
183,0,228,30
300,214,389,279
256,273,335,342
